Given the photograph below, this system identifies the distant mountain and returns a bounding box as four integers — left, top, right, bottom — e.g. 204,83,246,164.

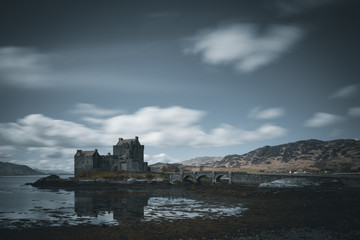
149,162,184,172
0,162,44,176
215,139,360,172
34,169,73,175
181,156,223,166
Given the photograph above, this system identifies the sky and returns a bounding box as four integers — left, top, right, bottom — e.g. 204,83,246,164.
0,0,359,171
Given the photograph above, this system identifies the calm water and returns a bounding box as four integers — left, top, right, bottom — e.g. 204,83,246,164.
0,176,246,229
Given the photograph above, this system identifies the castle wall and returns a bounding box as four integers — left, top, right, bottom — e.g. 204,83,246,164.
92,153,102,169
123,158,148,172
113,138,144,163
133,146,144,162
75,155,94,177
100,155,113,171
113,145,128,157
74,138,149,177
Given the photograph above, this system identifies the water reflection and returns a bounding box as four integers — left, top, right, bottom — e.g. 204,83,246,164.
144,197,246,221
0,176,246,228
75,190,149,222
74,189,247,224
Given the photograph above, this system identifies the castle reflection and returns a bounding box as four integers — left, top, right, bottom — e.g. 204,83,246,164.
74,190,150,222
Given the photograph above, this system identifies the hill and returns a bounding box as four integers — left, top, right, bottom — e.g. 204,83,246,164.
34,168,73,175
0,162,44,176
181,156,223,166
149,157,223,172
149,162,184,172
215,139,360,172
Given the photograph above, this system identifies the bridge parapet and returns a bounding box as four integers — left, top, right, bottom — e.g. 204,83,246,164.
166,171,360,186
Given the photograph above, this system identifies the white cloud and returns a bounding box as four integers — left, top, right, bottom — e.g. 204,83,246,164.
184,24,304,72
70,103,123,117
304,112,344,127
146,153,181,165
240,124,287,142
0,114,104,148
0,106,287,150
249,107,285,119
330,84,359,98
0,47,54,88
0,106,288,170
348,107,360,117
99,106,287,147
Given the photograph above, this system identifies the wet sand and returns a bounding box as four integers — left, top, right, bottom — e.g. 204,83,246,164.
1,185,360,239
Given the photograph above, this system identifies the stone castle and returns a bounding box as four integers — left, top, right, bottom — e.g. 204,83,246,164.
74,137,149,177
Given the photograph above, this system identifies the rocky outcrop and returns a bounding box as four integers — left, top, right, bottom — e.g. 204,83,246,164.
28,175,170,188
30,175,76,188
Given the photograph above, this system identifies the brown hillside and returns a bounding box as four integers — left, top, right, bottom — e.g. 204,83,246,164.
215,139,360,172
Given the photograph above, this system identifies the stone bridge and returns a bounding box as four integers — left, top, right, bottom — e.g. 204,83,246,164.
165,171,234,184
165,171,360,186
180,171,233,184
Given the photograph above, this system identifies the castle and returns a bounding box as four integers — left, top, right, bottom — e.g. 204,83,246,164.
74,137,149,177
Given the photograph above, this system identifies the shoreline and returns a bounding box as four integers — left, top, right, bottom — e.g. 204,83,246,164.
2,219,358,240
1,185,360,239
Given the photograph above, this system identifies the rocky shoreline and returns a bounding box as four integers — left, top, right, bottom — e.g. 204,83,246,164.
2,220,359,240
27,175,173,189
5,175,358,239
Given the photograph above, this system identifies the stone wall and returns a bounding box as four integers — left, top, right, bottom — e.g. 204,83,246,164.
113,142,144,163
132,145,144,162
113,145,128,157
74,138,149,176
74,155,94,177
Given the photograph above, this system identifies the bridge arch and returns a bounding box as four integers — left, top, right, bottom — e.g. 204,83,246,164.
214,174,229,184
196,174,213,184
183,174,195,183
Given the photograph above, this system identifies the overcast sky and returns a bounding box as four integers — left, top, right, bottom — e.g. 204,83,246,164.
0,0,359,171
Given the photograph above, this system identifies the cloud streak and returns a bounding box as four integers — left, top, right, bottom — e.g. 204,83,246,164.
249,107,285,119
0,47,54,88
27,147,75,159
184,24,304,72
70,103,123,117
330,84,359,98
348,107,360,117
0,114,102,148
304,112,344,127
274,0,338,15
